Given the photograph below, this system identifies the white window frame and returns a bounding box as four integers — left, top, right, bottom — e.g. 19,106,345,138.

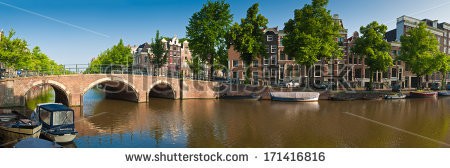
263,58,269,65
252,60,258,67
232,60,238,67
314,65,321,77
271,45,277,53
271,69,276,77
270,55,277,65
232,71,238,79
267,35,273,42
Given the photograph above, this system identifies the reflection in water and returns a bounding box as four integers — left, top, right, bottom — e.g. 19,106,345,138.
21,88,450,148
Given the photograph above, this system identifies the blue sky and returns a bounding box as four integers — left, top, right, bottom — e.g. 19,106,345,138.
1,0,450,64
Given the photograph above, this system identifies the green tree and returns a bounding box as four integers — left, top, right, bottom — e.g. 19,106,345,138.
29,46,50,72
0,29,31,70
435,52,450,90
229,3,268,83
398,22,440,89
187,55,204,79
150,30,168,76
351,21,393,90
186,0,233,80
283,0,342,87
87,39,132,73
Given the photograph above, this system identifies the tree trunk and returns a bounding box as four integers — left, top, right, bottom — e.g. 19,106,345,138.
245,63,251,84
306,65,312,89
417,75,422,90
209,56,214,81
368,70,373,91
442,72,447,90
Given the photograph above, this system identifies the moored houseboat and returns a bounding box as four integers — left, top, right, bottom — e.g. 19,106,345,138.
270,92,320,102
220,94,261,100
409,91,437,98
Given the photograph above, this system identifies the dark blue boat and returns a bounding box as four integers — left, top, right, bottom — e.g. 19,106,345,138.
36,103,77,143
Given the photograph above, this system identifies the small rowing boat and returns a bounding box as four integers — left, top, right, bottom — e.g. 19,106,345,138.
384,93,406,99
0,110,42,144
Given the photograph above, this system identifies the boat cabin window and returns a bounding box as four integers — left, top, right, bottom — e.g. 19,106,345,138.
39,108,51,125
52,111,74,126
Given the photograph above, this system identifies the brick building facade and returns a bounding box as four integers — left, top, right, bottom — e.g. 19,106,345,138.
133,36,192,77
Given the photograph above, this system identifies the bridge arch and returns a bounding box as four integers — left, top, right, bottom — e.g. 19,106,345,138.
148,80,176,99
25,80,71,106
82,77,140,103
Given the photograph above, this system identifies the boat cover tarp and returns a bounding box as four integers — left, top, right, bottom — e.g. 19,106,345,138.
271,92,320,99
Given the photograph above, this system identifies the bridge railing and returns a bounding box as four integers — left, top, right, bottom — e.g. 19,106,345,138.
0,64,220,82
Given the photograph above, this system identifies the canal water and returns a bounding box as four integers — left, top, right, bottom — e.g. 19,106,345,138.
20,88,450,147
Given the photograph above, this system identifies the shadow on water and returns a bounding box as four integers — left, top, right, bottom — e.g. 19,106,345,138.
11,87,450,148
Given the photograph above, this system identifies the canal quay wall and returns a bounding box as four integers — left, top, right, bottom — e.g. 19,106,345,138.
0,74,219,108
220,84,412,100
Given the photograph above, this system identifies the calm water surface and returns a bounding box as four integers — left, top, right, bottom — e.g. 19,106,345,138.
18,88,450,148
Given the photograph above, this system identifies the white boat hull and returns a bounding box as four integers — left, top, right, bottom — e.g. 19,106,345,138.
42,132,77,143
270,92,320,102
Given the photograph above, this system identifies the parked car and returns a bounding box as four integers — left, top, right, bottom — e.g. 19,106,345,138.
286,81,300,88
430,83,440,91
314,83,327,90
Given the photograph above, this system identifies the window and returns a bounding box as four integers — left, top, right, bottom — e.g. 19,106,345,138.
266,45,270,53
233,71,238,79
267,35,273,42
39,108,51,125
263,58,269,65
392,50,397,56
53,111,74,126
242,61,246,68
271,55,277,65
144,56,149,63
355,68,362,78
280,52,286,60
328,64,332,75
271,69,277,77
253,72,258,79
280,37,283,46
242,71,246,79
271,45,277,53
264,68,269,77
314,65,321,77
397,61,401,65
392,68,397,77
232,60,238,67
252,60,258,67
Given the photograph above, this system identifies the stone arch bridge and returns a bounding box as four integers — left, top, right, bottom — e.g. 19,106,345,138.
0,74,218,107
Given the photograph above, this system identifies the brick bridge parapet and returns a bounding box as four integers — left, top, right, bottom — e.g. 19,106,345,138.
0,74,219,107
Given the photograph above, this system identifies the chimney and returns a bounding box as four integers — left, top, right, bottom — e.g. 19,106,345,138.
333,14,339,19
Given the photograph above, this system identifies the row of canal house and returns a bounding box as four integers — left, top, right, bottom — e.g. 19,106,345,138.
228,15,450,89
132,36,193,78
